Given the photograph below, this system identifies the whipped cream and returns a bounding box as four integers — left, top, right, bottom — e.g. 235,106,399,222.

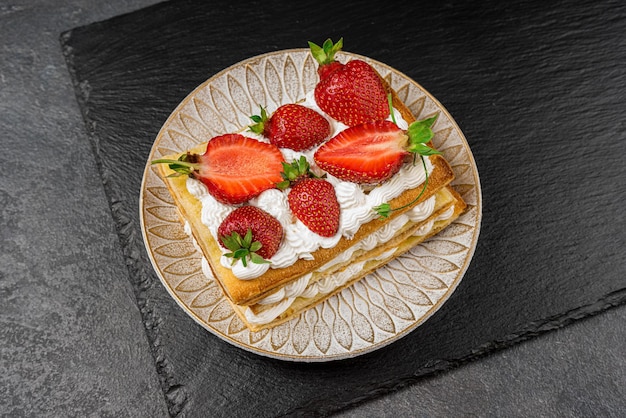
186,91,433,280
241,197,448,326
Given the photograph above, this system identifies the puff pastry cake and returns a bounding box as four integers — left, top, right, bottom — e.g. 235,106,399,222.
153,39,467,331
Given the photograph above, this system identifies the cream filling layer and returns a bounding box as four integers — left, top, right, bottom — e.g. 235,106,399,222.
240,200,458,327
186,109,433,281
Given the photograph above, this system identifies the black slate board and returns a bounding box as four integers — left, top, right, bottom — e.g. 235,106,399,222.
60,0,626,416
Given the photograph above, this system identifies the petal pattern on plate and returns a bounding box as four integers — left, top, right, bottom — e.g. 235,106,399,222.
190,285,223,308
301,54,318,93
148,224,187,241
330,297,353,351
421,239,469,257
245,64,267,111
166,128,196,152
175,272,210,292
228,315,247,335
227,73,253,117
249,328,269,345
310,308,331,354
179,112,212,142
208,87,238,130
394,283,433,306
163,259,200,276
147,186,174,205
292,316,311,354
194,96,227,136
270,322,290,351
208,299,235,323
282,55,300,103
146,205,178,223
264,59,282,105
156,241,198,259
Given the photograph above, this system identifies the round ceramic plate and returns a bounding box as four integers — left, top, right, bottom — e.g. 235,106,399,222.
140,49,481,362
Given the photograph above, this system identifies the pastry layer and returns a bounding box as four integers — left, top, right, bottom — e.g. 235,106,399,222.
227,186,466,331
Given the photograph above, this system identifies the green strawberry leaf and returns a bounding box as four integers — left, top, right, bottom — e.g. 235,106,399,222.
220,228,270,267
308,38,343,65
407,113,439,146
250,253,270,265
374,155,431,219
249,241,262,252
248,105,268,134
277,156,316,189
373,203,392,218
151,154,199,176
407,142,442,156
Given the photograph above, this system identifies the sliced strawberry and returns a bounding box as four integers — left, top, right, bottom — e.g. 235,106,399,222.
218,206,283,265
153,134,284,205
309,38,389,127
314,120,409,184
249,104,331,151
288,178,340,238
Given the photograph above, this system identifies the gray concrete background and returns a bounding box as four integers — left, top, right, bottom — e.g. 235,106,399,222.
1,1,624,416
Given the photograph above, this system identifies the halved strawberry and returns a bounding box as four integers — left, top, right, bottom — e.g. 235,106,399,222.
218,206,283,266
309,38,389,127
314,117,442,185
249,104,331,151
314,120,408,184
152,134,284,205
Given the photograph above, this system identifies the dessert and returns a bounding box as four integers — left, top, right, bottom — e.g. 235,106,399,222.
152,39,467,332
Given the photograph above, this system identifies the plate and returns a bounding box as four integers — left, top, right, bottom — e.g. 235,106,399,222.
139,49,481,361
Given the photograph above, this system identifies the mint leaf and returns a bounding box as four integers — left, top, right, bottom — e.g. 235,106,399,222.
408,143,442,156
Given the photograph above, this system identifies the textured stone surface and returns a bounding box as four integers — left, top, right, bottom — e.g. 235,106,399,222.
337,305,626,417
0,1,167,417
2,0,625,417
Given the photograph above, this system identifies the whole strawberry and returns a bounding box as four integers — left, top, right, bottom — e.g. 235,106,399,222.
152,133,284,205
278,157,340,238
309,38,390,127
218,205,283,266
249,103,331,151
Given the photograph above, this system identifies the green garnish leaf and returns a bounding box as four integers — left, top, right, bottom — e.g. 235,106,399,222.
219,228,270,268
151,155,199,177
373,203,392,218
276,180,290,190
387,93,397,125
250,253,271,265
277,156,315,188
372,155,431,219
243,228,253,248
407,143,442,156
308,37,343,65
248,105,268,135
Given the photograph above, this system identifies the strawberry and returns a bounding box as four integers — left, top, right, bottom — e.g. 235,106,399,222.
152,133,284,205
289,178,340,238
278,157,340,238
218,205,283,266
314,117,442,185
249,104,331,151
308,38,390,127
